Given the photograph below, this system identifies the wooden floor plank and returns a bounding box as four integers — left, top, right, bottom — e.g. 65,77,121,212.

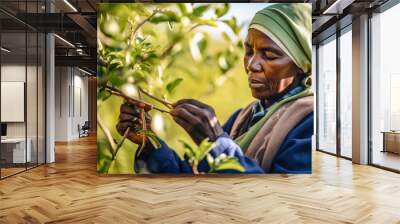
0,135,400,223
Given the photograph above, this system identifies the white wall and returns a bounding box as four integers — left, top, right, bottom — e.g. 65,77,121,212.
55,66,69,141
1,64,46,164
54,66,89,141
1,65,39,138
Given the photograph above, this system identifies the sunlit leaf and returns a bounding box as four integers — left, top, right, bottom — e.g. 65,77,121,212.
192,5,210,17
192,18,217,27
218,55,229,71
237,40,244,49
177,3,192,15
209,156,245,173
196,138,215,162
150,10,180,23
221,32,230,42
98,88,112,101
103,18,120,35
222,17,241,35
180,140,196,159
198,37,208,54
109,73,126,87
166,78,183,93
148,135,161,149
215,3,229,18
189,33,204,61
161,10,181,20
149,15,173,24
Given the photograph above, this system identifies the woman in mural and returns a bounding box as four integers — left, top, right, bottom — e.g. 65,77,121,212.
117,3,313,173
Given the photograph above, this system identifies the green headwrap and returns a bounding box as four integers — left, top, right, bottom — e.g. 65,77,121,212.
249,3,312,75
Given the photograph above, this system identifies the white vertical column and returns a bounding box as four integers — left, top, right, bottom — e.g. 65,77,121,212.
352,14,369,164
312,45,317,151
46,1,55,163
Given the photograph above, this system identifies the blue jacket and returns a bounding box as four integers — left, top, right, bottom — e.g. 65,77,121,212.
135,110,313,174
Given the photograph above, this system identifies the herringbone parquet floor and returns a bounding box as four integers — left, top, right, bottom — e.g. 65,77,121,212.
1,135,400,224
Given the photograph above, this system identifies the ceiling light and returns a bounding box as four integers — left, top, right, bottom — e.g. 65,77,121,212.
78,67,93,76
322,0,354,15
1,47,11,53
54,34,75,48
63,0,78,12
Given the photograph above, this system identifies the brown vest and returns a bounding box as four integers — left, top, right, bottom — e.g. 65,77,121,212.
229,96,314,171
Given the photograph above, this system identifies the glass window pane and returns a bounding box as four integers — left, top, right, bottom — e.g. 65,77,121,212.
317,36,337,154
38,32,45,165
1,30,27,177
371,3,400,171
1,0,46,179
340,28,352,158
27,31,38,169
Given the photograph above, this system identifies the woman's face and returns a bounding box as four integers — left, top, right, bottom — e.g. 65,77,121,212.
244,28,301,100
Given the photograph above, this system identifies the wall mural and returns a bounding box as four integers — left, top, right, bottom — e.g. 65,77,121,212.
97,3,313,174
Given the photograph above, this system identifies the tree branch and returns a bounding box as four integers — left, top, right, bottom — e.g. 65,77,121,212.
160,41,178,59
97,114,117,153
104,85,170,113
136,87,147,157
112,126,131,160
159,24,200,59
136,108,147,157
131,10,159,42
138,87,172,109
189,24,203,31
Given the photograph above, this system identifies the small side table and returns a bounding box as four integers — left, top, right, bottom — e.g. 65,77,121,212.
381,131,400,154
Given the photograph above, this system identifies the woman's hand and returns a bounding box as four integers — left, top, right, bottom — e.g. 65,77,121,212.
171,99,224,145
116,102,152,145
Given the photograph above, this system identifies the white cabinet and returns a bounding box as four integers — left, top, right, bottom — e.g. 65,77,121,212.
1,138,32,163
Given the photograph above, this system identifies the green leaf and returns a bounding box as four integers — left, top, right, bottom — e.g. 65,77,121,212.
196,138,215,162
222,17,241,35
193,18,217,27
180,140,196,159
198,37,208,54
150,15,174,24
135,129,161,150
218,54,229,72
221,32,230,42
150,10,180,24
192,5,210,17
212,157,245,173
108,73,125,87
97,88,112,101
177,3,190,15
236,40,244,49
166,78,183,93
129,4,151,17
144,131,161,149
161,10,180,20
215,3,229,18
97,65,106,78
206,154,214,165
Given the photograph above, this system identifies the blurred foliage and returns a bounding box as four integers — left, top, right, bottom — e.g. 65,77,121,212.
181,138,245,174
207,153,245,173
97,3,253,174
